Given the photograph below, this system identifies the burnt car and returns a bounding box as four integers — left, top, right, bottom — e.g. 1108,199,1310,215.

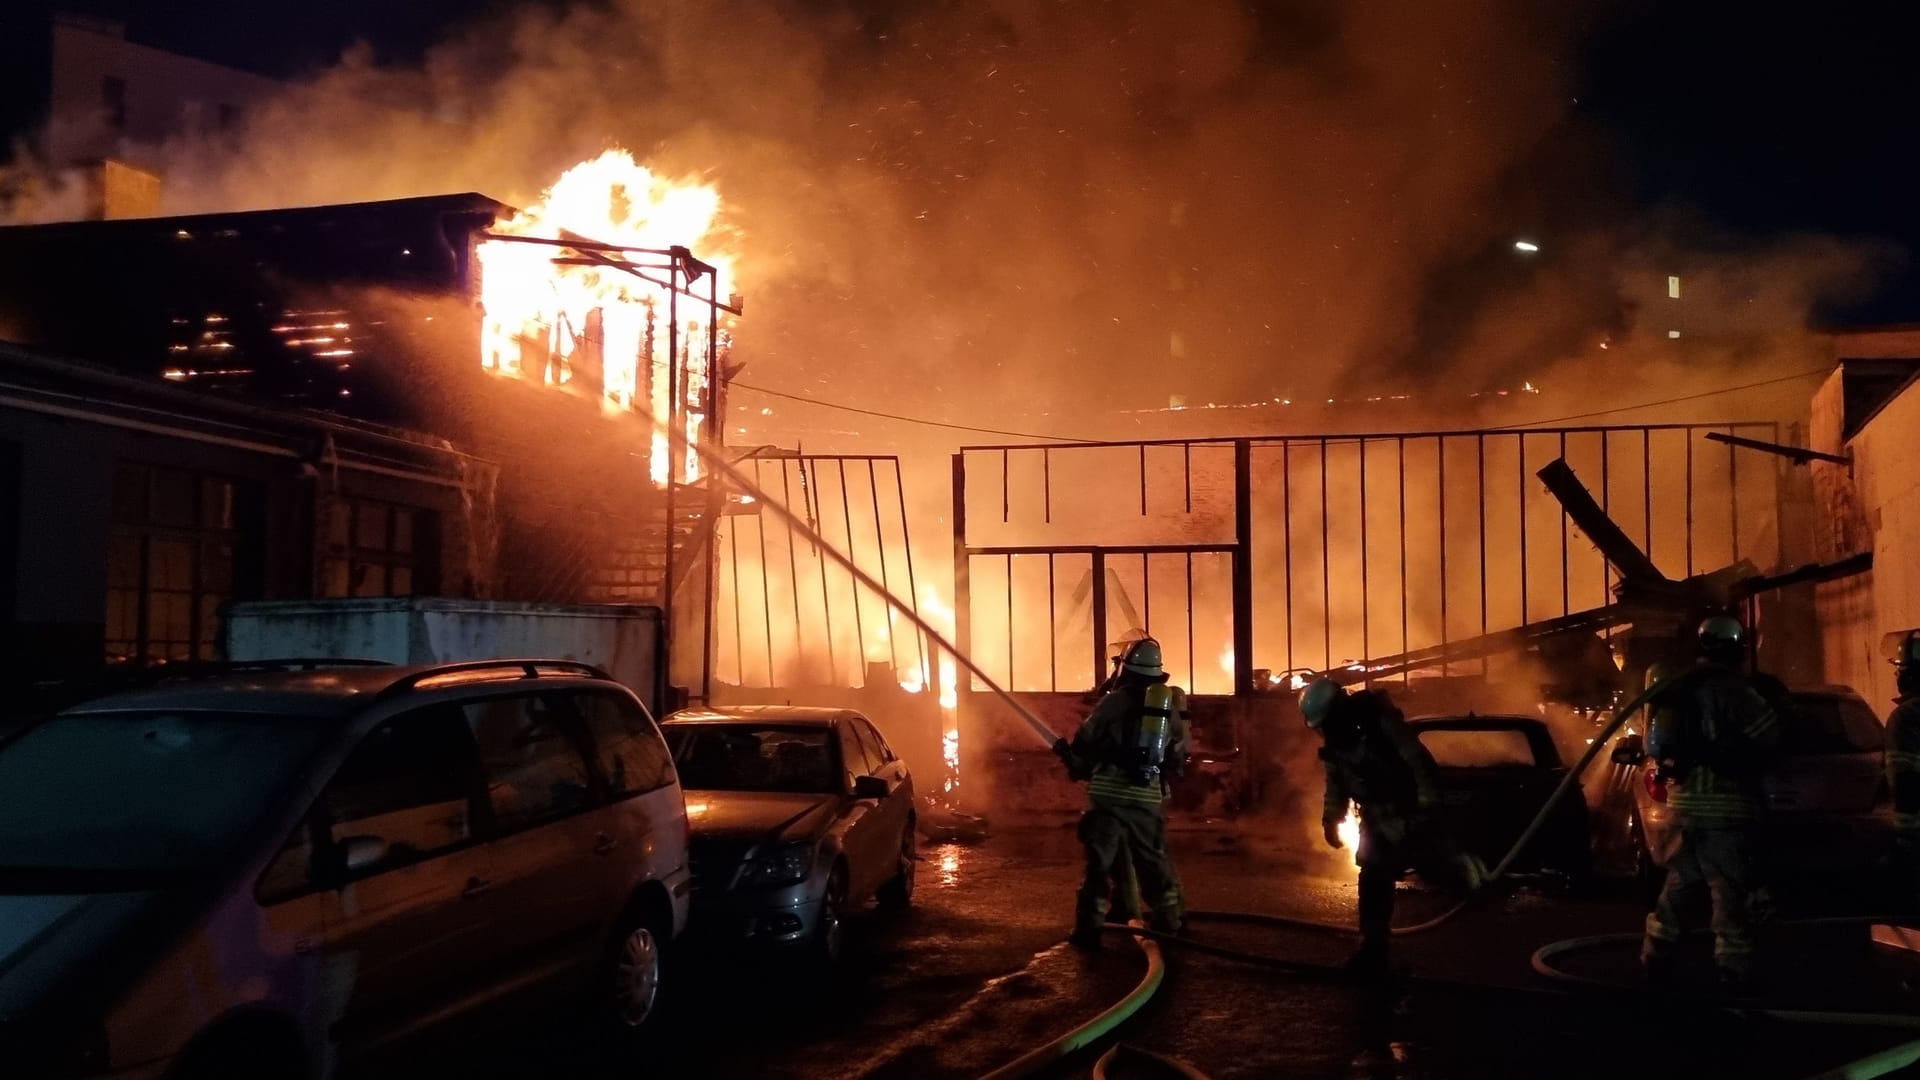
1408,714,1594,883
1613,685,1893,888
661,706,915,965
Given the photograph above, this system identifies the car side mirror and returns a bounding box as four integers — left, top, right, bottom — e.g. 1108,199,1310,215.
1610,734,1646,766
853,775,891,800
339,835,390,875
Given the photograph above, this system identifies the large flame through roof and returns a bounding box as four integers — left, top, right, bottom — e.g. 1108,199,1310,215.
476,149,733,484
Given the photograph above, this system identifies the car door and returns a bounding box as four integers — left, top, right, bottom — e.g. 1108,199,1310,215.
312,703,495,1053
569,687,682,906
457,689,609,992
837,718,893,897
853,714,913,866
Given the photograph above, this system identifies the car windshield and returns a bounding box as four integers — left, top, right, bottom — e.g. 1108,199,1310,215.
665,725,839,794
0,711,325,883
1783,696,1883,755
1416,727,1539,768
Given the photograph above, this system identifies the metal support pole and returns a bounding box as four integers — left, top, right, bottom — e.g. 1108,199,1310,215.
1006,554,1015,690
728,513,743,685
1233,440,1254,696
1043,448,1052,525
753,459,775,686
893,460,926,684
1729,427,1741,564
1185,551,1196,693
813,465,840,685
1321,439,1331,672
1560,432,1570,618
1092,550,1109,690
779,463,807,681
1360,438,1370,674
838,460,866,678
867,460,896,673
700,270,722,703
952,453,971,701
1284,443,1294,675
1139,444,1148,516
1183,442,1192,514
1398,437,1408,684
1478,435,1488,675
1686,429,1695,577
1438,437,1449,676
1048,555,1058,692
1519,433,1529,627
661,261,680,713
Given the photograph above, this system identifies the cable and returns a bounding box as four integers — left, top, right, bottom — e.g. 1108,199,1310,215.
1093,1044,1214,1080
732,366,1830,447
730,381,1095,443
1493,368,1832,430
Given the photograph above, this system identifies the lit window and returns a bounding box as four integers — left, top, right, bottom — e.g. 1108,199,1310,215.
1668,275,1681,300
1667,330,1681,339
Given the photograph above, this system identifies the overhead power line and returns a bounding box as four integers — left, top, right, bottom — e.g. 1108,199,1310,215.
731,367,1835,445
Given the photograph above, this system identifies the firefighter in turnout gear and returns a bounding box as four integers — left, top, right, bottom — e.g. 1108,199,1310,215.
1640,616,1783,993
1302,677,1485,976
1884,630,1920,895
1055,637,1189,947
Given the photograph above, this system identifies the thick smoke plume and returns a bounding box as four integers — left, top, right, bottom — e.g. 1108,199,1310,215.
0,0,1690,416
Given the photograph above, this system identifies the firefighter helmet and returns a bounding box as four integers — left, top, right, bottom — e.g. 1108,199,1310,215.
1644,662,1678,692
1299,676,1343,729
1697,615,1746,648
1120,637,1164,677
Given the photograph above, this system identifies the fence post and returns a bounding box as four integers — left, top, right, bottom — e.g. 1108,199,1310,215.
1233,439,1254,696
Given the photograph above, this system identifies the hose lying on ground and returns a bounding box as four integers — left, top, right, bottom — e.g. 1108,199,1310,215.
976,925,1168,1080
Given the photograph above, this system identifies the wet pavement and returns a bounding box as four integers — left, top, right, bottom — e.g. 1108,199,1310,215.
371,821,1920,1079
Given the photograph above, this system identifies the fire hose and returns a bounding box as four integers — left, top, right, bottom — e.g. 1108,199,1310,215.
671,429,1919,1079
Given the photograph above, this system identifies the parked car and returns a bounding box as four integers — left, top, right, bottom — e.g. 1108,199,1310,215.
661,706,915,964
1407,714,1594,883
0,659,690,1078
1613,685,1893,887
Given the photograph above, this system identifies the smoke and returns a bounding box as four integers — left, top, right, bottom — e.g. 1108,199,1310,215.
0,0,1635,411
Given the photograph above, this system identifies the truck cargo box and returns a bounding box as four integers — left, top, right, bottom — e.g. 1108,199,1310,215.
224,598,666,716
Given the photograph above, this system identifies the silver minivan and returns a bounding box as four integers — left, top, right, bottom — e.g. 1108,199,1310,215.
0,660,690,1078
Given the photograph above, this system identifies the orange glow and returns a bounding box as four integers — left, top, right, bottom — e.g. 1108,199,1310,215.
1338,803,1361,868
476,149,734,485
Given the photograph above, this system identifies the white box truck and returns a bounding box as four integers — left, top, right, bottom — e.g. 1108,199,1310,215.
224,598,667,716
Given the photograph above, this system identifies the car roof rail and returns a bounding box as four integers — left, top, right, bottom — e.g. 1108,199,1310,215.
376,659,614,700
225,657,395,672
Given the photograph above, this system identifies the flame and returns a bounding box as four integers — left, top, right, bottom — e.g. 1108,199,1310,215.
941,727,960,795
476,149,734,486
1218,647,1235,677
1338,803,1361,868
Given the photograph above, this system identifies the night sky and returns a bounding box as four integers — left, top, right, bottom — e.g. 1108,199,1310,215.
6,0,1920,320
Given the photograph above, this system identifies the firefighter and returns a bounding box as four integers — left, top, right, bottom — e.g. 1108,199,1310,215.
1640,615,1782,993
1301,676,1484,976
1885,630,1920,896
1054,637,1189,947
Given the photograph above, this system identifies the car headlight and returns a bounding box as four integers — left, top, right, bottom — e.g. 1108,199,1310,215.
738,841,815,889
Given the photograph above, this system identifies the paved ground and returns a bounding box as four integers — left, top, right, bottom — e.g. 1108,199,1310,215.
376,820,1920,1079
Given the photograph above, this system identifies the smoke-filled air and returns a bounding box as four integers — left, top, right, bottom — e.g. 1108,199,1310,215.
1,0,1895,430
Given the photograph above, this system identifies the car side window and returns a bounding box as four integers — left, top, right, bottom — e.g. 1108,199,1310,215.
572,689,675,797
859,718,897,764
256,814,323,904
321,705,480,880
465,693,596,833
843,719,885,777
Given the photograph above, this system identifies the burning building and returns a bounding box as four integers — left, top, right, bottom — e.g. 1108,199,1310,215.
0,153,742,710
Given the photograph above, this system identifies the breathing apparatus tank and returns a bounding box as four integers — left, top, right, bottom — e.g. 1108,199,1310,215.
1129,683,1174,785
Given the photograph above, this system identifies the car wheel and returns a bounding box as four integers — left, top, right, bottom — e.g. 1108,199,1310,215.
878,819,916,910
815,865,848,967
609,917,664,1033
